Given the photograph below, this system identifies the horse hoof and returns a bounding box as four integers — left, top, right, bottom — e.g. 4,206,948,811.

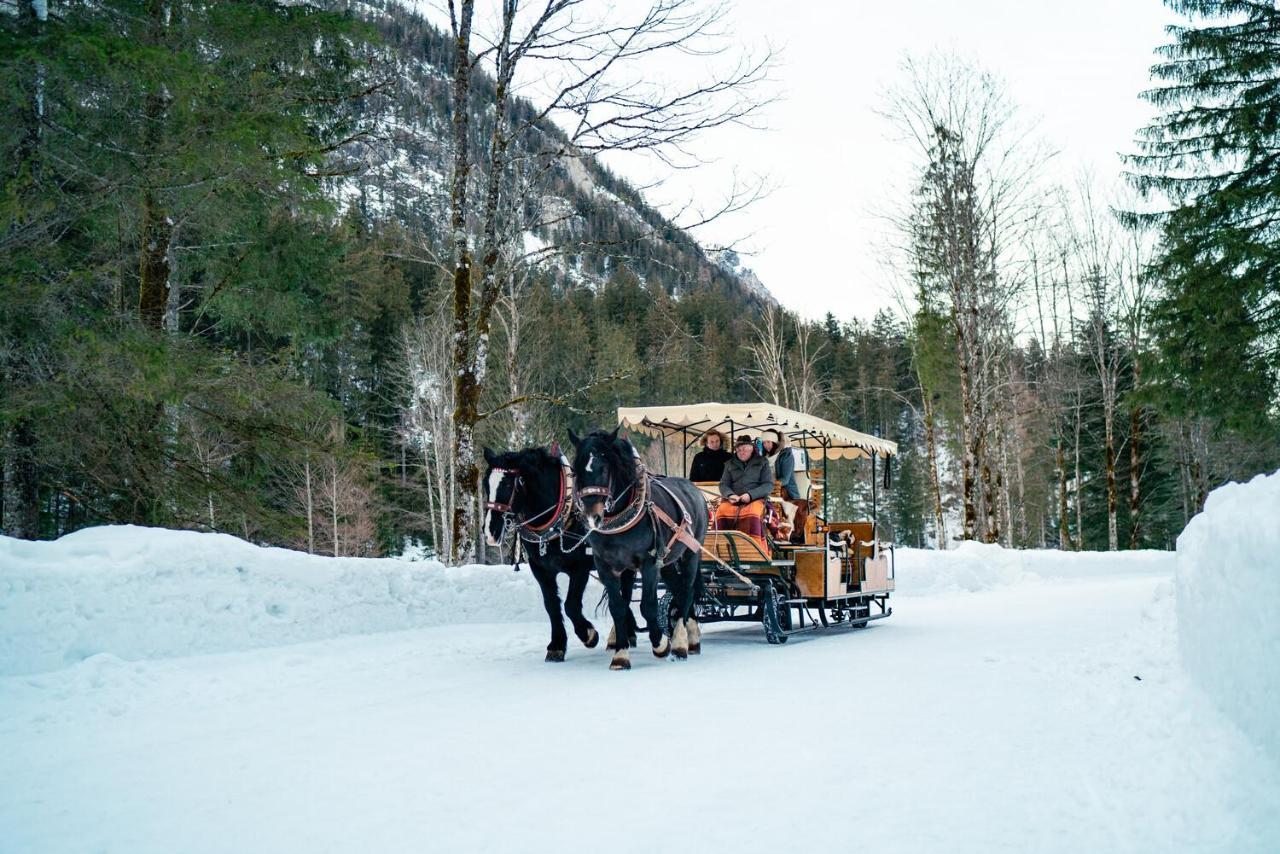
653,636,671,659
689,643,701,655
673,646,688,660
583,627,599,649
610,654,631,671
545,649,565,663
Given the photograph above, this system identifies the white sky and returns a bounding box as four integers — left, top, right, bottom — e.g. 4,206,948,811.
421,0,1182,322
617,0,1182,322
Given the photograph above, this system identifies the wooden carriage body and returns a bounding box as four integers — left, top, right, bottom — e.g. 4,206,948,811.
617,403,897,643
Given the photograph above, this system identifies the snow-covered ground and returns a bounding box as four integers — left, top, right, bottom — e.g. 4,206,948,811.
2,478,1278,853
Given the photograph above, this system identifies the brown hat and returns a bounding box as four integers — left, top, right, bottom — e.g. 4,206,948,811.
735,434,755,447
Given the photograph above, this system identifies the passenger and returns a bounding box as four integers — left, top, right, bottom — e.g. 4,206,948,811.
688,429,731,482
762,428,809,543
714,434,773,541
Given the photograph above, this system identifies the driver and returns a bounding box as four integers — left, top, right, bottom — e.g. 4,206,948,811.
714,434,773,540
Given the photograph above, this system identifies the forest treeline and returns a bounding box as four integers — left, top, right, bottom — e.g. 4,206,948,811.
1,0,1277,558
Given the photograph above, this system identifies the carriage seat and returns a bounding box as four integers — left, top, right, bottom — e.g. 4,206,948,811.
704,529,773,569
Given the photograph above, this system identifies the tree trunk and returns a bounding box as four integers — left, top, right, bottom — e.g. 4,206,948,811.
447,1,477,564
304,454,314,555
1073,400,1083,551
1128,402,1141,550
921,393,946,548
138,3,173,329
7,421,40,539
1105,399,1118,551
955,325,978,541
980,452,998,544
331,464,340,558
1056,436,1070,550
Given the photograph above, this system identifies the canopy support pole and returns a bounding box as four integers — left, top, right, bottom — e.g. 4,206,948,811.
822,440,829,520
872,452,878,537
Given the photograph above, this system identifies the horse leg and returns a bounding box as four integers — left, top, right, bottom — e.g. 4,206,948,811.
640,557,669,658
599,568,633,671
623,569,639,648
676,550,703,659
531,565,568,662
606,570,639,650
668,555,695,660
563,567,598,649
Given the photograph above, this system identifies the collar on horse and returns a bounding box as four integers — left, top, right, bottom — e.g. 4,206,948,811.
576,463,703,567
575,460,650,535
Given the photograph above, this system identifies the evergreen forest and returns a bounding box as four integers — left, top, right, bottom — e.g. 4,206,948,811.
2,0,1277,560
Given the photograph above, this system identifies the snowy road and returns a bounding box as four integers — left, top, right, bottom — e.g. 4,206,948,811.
2,571,1277,853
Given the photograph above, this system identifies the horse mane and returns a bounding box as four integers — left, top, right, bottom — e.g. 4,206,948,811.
488,446,560,473
580,429,638,484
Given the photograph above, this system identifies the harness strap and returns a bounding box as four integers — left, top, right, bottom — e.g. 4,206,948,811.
647,480,757,589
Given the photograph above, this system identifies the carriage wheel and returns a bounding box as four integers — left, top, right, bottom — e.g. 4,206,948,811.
761,583,789,645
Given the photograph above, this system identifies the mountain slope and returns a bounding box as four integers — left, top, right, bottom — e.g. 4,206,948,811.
335,0,775,306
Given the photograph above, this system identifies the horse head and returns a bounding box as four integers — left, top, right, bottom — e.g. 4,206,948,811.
568,426,635,529
482,445,565,547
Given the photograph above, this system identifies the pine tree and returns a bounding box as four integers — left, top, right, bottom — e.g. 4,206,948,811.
1128,0,1280,432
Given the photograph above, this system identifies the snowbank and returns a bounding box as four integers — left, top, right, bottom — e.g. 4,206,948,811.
1176,469,1280,764
0,525,1178,678
0,526,548,677
895,540,1173,595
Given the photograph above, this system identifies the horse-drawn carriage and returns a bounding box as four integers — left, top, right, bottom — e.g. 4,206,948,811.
617,402,897,644
483,401,896,667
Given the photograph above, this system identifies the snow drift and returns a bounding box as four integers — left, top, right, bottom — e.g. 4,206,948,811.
1176,469,1280,764
1,524,1178,678
894,540,1171,595
0,526,549,678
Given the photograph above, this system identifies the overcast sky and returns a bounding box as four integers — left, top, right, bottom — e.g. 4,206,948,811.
423,0,1182,321
612,0,1182,321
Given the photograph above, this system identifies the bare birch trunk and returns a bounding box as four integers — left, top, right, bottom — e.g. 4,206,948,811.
1057,438,1070,550
1128,401,1141,549
1073,401,1083,551
331,464,340,558
1105,398,1118,551
957,329,978,541
304,454,314,555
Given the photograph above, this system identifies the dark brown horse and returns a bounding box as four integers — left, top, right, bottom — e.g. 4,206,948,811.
569,428,707,670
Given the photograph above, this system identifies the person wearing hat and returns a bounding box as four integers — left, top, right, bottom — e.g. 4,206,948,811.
762,428,809,543
714,434,774,540
688,429,731,482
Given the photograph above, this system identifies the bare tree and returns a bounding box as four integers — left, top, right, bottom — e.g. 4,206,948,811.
441,0,772,562
398,309,459,558
884,53,1047,541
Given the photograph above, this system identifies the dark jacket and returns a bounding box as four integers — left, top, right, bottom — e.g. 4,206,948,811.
689,447,731,482
770,448,800,499
719,453,774,501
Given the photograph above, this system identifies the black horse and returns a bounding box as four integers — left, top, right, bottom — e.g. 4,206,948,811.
568,428,707,670
483,446,600,662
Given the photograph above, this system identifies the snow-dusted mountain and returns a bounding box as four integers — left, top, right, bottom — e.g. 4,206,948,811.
333,0,776,306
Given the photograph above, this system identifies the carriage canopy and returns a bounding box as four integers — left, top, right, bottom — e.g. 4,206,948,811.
616,402,897,461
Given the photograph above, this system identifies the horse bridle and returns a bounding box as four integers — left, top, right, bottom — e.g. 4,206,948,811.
485,456,577,549
574,460,649,535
